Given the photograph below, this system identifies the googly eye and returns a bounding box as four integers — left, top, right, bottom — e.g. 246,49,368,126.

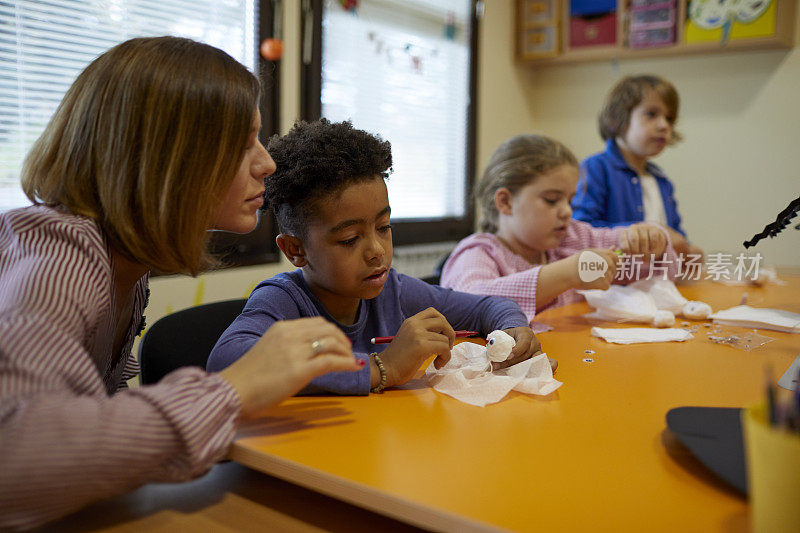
488,338,495,345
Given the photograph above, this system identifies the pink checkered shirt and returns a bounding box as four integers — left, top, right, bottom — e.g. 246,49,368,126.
440,220,678,329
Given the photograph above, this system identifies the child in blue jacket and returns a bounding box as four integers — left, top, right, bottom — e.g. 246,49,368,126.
572,74,702,258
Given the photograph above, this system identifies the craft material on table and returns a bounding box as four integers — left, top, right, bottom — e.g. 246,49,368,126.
665,406,746,494
706,329,774,351
590,326,694,344
580,279,711,327
709,305,800,333
778,353,800,391
424,330,561,406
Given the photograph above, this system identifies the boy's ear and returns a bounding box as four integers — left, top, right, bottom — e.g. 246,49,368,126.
494,187,514,216
276,234,308,267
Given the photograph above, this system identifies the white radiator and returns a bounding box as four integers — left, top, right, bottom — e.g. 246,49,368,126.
391,241,457,280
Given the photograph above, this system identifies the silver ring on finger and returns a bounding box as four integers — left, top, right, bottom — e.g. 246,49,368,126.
311,338,324,355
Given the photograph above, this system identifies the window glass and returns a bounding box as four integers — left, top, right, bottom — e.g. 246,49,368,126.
0,0,256,210
320,0,472,221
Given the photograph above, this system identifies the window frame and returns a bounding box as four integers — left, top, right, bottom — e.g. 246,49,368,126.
299,0,480,246
206,0,283,267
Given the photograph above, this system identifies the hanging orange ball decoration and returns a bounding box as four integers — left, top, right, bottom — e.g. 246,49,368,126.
260,38,283,61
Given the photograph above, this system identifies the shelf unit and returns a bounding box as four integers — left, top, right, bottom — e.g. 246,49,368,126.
517,0,797,65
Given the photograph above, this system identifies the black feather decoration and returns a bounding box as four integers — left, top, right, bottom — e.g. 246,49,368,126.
743,196,800,248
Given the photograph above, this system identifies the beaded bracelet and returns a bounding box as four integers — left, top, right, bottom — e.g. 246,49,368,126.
370,352,387,393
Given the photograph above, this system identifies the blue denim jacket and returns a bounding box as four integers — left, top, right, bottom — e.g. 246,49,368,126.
572,138,685,236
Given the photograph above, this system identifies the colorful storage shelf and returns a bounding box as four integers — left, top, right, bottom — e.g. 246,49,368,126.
516,0,797,64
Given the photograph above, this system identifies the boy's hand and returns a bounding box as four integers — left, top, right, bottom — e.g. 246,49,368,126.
493,327,545,371
378,307,455,388
618,223,667,258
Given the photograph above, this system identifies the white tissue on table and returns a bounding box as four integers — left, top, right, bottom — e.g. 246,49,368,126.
579,279,711,327
590,327,694,344
424,330,561,407
709,305,800,334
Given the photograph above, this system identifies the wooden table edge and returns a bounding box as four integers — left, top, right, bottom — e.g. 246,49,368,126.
228,442,504,533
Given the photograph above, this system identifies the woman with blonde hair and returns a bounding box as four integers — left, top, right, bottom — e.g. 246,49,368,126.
0,36,361,530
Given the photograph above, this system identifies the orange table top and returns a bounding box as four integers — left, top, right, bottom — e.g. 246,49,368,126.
230,278,800,532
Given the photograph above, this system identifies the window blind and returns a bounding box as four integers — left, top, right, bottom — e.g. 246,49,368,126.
0,0,256,211
320,0,471,220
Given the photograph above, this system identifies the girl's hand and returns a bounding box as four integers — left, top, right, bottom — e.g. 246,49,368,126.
567,248,619,290
219,317,360,419
493,327,545,371
686,244,705,261
659,226,704,261
378,307,455,388
619,223,667,258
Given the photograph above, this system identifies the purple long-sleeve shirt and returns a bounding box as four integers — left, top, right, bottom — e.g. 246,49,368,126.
207,268,529,394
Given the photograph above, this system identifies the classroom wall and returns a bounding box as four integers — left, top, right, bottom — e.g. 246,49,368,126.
144,1,800,333
523,13,800,272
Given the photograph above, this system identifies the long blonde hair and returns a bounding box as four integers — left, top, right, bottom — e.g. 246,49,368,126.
22,36,260,275
476,134,577,233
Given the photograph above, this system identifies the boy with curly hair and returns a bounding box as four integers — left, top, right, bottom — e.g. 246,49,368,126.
207,119,551,394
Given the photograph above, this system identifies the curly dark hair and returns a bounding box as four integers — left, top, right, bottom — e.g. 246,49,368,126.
264,119,393,237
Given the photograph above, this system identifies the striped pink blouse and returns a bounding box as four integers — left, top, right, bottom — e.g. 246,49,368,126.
440,219,678,329
0,206,241,530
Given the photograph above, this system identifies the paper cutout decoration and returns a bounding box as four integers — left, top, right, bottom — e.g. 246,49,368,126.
686,0,775,45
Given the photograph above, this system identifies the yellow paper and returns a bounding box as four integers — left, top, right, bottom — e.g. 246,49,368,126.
685,1,776,44
742,403,800,533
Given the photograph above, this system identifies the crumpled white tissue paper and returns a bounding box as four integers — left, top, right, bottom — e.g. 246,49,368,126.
579,279,711,327
580,285,658,323
590,327,694,344
629,278,687,313
709,305,800,334
424,330,561,407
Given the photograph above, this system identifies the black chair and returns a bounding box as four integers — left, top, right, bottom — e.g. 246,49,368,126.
419,252,451,285
138,298,247,385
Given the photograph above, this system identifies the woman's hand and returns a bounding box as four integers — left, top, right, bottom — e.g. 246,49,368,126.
219,317,360,419
378,307,455,388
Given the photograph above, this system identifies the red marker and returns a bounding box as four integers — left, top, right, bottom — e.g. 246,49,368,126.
370,330,479,345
